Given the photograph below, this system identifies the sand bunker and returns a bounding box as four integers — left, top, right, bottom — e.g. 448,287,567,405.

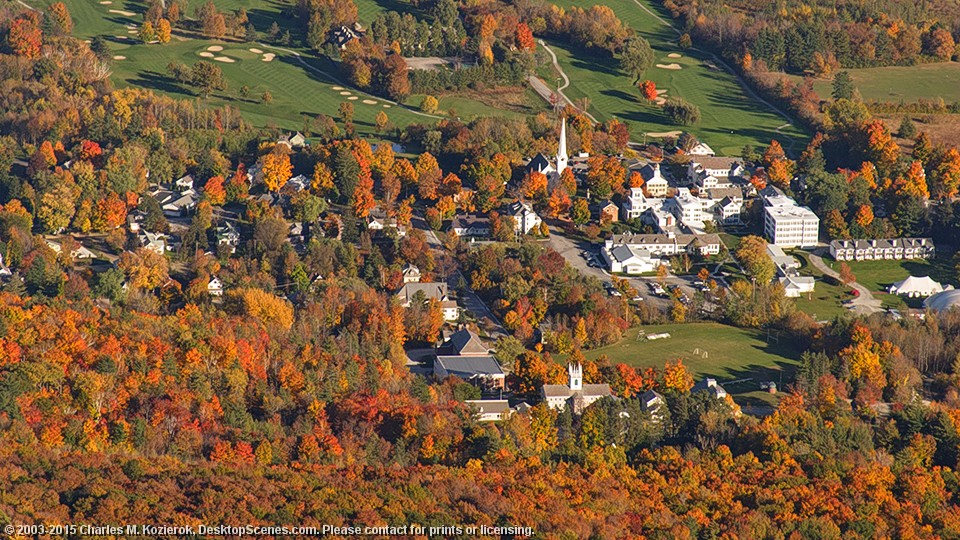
99,1,112,4
113,55,126,60
347,96,358,100
114,35,128,39
126,30,136,34
647,130,682,137
654,97,667,105
656,63,682,70
249,48,263,54
362,99,377,104
339,91,351,96
667,53,682,58
108,9,136,16
207,45,224,52
198,52,214,57
261,53,275,62
331,86,344,91
213,56,235,63
382,104,391,108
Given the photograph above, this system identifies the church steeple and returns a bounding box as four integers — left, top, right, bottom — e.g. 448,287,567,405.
556,117,568,177
568,362,582,391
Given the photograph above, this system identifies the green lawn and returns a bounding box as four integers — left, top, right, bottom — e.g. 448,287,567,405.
547,0,808,155
36,0,526,132
582,322,799,392
786,63,960,103
789,251,851,320
821,257,954,294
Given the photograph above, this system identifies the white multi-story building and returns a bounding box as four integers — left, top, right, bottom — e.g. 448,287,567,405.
506,200,542,235
666,187,713,226
761,187,819,248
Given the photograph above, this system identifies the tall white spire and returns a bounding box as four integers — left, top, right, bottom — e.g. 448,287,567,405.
556,117,568,178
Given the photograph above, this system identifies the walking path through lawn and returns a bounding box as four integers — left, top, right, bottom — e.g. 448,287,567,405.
808,251,883,315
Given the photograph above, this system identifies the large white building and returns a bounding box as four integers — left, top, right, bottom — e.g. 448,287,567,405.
602,244,661,275
606,232,722,258
542,364,612,413
761,187,819,248
829,238,935,261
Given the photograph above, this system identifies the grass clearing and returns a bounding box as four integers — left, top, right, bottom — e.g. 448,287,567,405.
787,63,960,103
821,257,954,294
547,0,808,154
790,251,851,320
37,0,527,132
581,322,799,392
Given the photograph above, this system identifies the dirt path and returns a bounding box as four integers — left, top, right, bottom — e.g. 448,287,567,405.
808,251,883,315
530,39,599,123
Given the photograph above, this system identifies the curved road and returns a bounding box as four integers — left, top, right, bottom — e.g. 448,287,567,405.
530,40,599,123
808,251,883,315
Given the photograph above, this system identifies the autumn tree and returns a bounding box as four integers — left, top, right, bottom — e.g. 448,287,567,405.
227,287,295,331
203,175,226,205
261,150,292,192
156,18,172,43
736,235,775,284
196,0,227,38
45,2,73,36
420,95,438,114
119,248,170,290
139,21,156,42
415,152,442,200
8,14,43,59
585,155,625,199
374,110,389,133
515,22,535,51
661,359,693,392
520,171,548,200
638,80,657,101
895,160,929,200
838,262,856,286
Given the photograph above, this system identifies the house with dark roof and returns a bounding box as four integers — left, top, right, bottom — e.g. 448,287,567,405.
395,282,459,321
542,363,612,413
435,355,505,389
438,328,489,356
449,213,491,238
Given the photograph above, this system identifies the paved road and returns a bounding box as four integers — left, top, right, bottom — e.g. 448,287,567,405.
529,40,599,123
808,251,883,315
414,216,507,338
544,223,702,308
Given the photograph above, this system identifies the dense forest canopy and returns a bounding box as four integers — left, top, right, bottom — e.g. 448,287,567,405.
0,0,959,536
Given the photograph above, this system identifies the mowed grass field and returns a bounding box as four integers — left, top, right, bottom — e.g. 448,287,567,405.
31,0,532,132
581,322,800,391
787,63,960,103
548,0,808,155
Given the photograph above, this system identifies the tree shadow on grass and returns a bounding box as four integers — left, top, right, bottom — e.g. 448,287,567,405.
600,88,638,103
570,57,621,77
128,71,192,95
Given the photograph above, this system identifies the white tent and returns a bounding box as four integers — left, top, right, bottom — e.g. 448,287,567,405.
888,275,947,297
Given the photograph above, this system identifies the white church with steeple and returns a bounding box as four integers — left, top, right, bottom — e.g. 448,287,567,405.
526,117,571,183
541,362,613,413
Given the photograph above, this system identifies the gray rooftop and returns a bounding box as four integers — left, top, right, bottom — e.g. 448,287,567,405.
436,355,504,378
